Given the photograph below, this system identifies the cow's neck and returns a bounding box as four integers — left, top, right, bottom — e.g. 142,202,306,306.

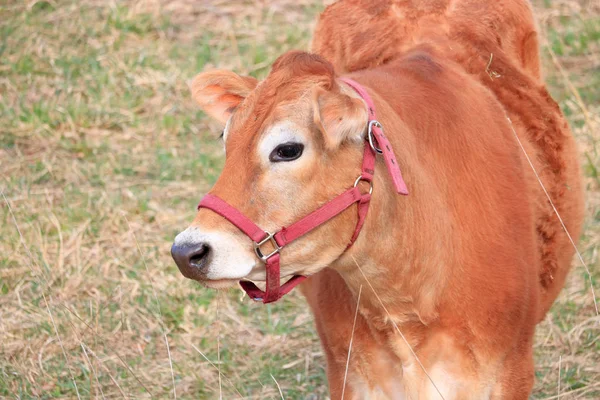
334,148,453,356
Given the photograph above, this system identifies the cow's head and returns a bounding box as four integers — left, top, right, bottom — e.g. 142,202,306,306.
171,51,369,289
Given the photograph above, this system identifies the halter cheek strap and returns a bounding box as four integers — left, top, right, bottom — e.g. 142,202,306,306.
197,78,408,303
342,78,409,195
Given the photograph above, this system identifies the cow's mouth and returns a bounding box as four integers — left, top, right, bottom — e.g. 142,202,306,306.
190,263,268,290
197,277,241,289
193,266,287,291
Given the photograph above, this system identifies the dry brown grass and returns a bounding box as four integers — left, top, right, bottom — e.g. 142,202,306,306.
0,0,598,398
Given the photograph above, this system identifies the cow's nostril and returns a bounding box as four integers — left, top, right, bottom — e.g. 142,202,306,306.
171,242,212,279
189,244,211,269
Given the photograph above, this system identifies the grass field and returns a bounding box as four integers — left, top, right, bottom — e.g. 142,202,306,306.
0,0,599,398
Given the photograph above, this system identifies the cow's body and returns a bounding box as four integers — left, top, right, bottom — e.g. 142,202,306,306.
300,2,584,398
302,48,581,398
172,1,584,399
313,0,583,314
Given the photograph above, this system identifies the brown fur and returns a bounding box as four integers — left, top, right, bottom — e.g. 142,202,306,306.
182,1,584,398
312,0,583,316
312,0,542,80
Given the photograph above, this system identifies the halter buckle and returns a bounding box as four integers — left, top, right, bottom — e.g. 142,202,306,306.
253,231,281,262
368,120,384,154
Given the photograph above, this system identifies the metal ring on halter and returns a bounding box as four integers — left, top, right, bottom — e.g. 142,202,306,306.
253,231,281,262
367,120,384,154
354,175,374,195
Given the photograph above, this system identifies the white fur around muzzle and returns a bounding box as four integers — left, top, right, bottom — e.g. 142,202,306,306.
173,227,257,281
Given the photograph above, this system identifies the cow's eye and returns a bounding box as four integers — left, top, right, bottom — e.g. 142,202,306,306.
269,142,304,162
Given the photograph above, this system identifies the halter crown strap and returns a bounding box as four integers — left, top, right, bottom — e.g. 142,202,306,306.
340,77,409,195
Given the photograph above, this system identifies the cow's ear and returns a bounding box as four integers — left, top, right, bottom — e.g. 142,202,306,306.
191,70,258,124
312,82,368,149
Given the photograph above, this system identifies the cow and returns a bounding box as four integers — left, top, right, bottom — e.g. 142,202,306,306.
171,1,584,398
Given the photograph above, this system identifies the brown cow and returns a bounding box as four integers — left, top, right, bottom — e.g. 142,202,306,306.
171,1,584,399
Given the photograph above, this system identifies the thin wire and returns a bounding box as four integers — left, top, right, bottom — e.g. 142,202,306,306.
2,190,82,399
43,294,82,400
84,344,128,399
62,313,126,399
351,256,446,400
558,355,562,399
341,285,362,400
189,343,244,399
61,304,154,396
216,295,223,400
506,116,598,315
124,215,177,398
80,342,106,400
271,374,285,399
2,189,44,278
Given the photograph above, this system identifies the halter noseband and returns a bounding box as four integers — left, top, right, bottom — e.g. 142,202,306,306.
198,78,408,303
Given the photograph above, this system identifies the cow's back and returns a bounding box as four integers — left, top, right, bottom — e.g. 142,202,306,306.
312,0,541,80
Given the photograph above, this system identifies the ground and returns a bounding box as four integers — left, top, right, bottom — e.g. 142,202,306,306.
0,0,598,398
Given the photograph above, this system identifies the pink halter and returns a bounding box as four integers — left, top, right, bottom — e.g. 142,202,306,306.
198,78,408,303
